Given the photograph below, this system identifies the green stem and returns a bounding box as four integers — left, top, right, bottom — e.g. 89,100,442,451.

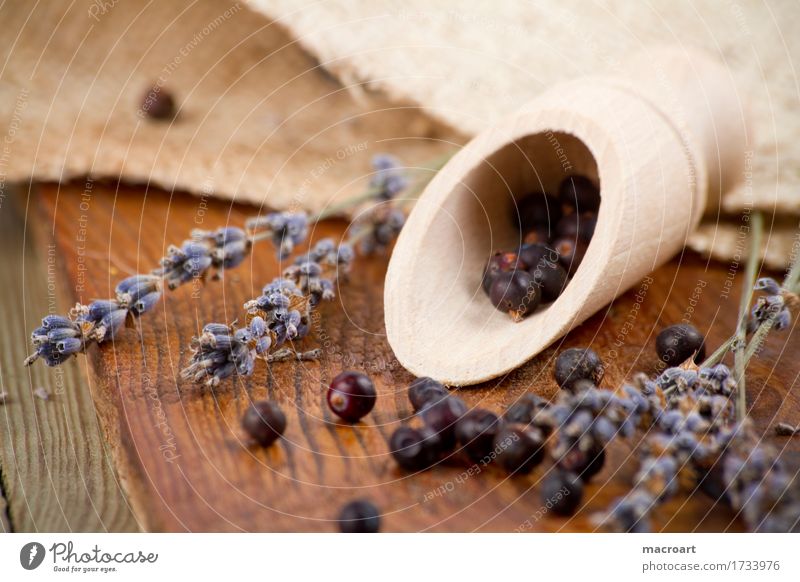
699,335,736,368
734,211,763,421
312,186,384,222
782,225,800,291
743,318,772,364
311,151,456,222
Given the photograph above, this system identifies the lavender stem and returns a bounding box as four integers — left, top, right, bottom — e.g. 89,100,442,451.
734,211,763,421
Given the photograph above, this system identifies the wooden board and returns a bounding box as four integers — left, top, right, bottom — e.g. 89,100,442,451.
0,186,139,532
20,181,800,532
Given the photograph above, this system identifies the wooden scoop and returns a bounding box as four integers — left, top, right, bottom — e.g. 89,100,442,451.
385,48,751,386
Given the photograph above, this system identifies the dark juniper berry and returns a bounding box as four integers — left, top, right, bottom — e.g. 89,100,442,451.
140,85,177,120
338,499,381,533
408,377,448,412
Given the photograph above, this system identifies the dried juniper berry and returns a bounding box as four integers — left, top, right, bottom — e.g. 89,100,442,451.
558,175,600,214
140,85,177,120
503,393,548,425
554,347,605,391
408,377,448,412
327,371,377,423
242,401,287,447
557,444,606,482
494,425,545,475
455,409,502,463
489,270,539,320
482,251,520,294
541,470,584,516
552,236,587,276
555,211,597,243
523,225,553,245
655,324,706,367
338,499,381,533
420,395,468,450
389,426,437,471
517,242,556,271
513,191,562,233
529,260,568,303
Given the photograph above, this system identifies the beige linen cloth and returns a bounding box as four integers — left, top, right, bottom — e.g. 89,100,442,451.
2,0,798,266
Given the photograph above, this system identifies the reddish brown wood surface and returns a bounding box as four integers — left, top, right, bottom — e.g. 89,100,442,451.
30,181,800,532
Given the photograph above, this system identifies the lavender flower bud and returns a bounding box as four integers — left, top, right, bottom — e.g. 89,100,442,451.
131,291,162,316
246,211,309,258
754,277,781,295
94,309,129,342
370,154,408,200
42,315,74,329
248,316,267,338
214,239,249,270
202,323,230,336
56,337,84,355
83,300,122,322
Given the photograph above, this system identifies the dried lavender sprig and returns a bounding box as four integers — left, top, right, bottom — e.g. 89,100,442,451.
182,163,415,385
593,364,800,532
26,153,429,369
181,180,412,387
180,238,356,385
25,225,249,367
312,152,452,222
733,211,763,420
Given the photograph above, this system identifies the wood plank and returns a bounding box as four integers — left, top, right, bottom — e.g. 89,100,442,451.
35,181,800,532
0,487,9,532
0,185,139,532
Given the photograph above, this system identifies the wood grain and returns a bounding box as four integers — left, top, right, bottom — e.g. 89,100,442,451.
27,181,800,532
0,185,139,532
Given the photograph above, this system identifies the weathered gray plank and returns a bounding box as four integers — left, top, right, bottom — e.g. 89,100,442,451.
0,184,139,532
